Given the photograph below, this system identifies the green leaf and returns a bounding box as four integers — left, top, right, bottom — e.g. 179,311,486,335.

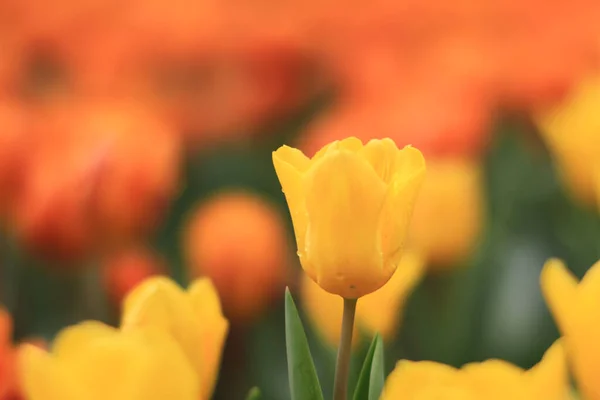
285,288,324,400
353,334,385,400
245,387,262,400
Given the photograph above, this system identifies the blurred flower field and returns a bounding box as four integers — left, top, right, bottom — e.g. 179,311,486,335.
0,0,600,399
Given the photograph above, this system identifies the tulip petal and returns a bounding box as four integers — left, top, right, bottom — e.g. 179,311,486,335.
381,361,464,399
462,360,527,400
188,278,229,400
540,259,578,334
527,339,568,400
19,345,84,400
359,138,400,184
312,137,364,163
272,146,311,173
378,146,426,271
64,328,198,400
304,149,387,298
273,147,310,272
53,321,118,359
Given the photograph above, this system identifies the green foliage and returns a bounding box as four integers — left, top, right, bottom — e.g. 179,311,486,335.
285,288,324,400
353,334,385,400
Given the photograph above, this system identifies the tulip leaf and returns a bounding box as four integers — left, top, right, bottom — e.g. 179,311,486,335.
285,288,324,400
245,387,262,400
353,334,385,400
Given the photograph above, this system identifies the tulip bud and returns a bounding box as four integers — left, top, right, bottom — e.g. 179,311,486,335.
122,277,228,400
19,321,200,400
381,340,567,400
273,137,426,298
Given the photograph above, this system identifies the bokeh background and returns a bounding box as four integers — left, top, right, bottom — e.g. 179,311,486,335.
1,1,600,399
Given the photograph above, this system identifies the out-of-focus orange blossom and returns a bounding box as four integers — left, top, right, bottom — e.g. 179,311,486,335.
102,248,165,307
183,191,288,323
0,101,29,217
10,100,181,262
408,156,485,270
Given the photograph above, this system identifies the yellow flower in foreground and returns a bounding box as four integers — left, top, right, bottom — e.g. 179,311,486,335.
409,156,484,270
381,340,567,400
121,277,229,400
301,251,425,346
273,137,426,298
541,259,600,400
19,321,199,400
536,74,600,206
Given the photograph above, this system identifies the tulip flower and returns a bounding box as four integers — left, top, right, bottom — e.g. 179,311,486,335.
541,259,600,400
19,321,199,400
301,251,425,346
273,137,426,299
408,156,484,270
536,74,600,206
381,339,567,400
183,191,288,323
121,277,228,400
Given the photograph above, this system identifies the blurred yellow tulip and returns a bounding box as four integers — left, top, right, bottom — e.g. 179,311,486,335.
541,259,600,400
381,339,567,400
301,251,425,346
19,321,199,400
273,137,426,298
536,74,600,206
408,156,484,270
121,277,228,400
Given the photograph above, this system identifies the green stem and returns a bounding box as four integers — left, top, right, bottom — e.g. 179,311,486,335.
333,298,358,400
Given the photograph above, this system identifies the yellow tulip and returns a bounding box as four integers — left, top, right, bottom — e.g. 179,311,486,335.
536,74,600,206
273,137,426,298
541,259,600,400
301,251,425,346
19,321,199,400
121,277,229,400
408,156,484,270
381,339,567,400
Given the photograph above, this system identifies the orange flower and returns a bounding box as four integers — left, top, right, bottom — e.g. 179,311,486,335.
183,191,288,323
102,248,165,306
13,100,181,262
0,101,29,218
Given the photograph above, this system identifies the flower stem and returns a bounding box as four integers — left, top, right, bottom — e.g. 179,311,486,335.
333,297,358,400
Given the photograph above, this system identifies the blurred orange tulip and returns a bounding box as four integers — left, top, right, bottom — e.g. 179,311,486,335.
0,101,29,218
408,157,485,270
102,248,165,306
12,100,181,262
183,191,289,323
298,85,492,161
